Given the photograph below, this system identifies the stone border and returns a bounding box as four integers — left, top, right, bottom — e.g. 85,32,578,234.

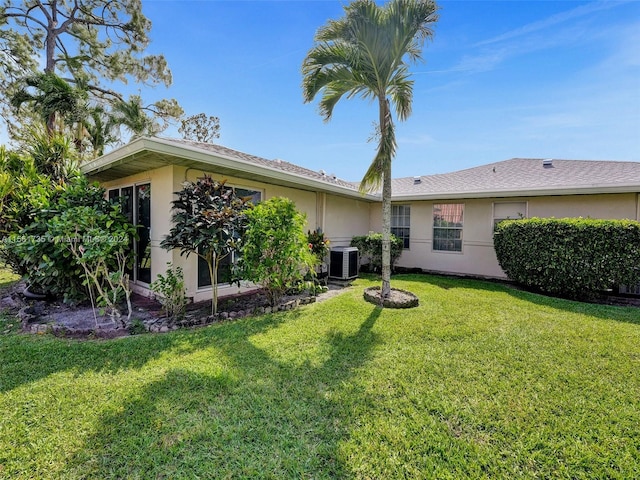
363,286,419,309
168,296,317,331
24,295,319,336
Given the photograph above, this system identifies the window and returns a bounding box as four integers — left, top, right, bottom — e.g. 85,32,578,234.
493,202,527,229
391,204,411,249
197,186,262,288
433,203,464,252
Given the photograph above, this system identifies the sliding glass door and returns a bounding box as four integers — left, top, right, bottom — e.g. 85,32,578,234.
108,183,151,284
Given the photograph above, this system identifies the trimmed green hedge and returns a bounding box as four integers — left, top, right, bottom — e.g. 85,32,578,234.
494,218,640,298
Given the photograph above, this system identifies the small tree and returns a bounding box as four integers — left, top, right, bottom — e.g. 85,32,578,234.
239,197,317,307
161,176,251,316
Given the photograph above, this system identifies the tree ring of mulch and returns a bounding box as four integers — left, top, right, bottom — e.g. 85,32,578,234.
363,286,419,308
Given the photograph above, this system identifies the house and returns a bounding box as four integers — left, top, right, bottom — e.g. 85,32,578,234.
81,136,640,301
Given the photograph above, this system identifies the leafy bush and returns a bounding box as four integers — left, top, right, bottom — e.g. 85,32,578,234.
351,232,403,273
307,229,330,262
160,176,252,316
0,147,54,273
10,176,124,303
0,133,81,277
494,218,640,298
44,202,137,323
238,197,316,306
151,263,188,323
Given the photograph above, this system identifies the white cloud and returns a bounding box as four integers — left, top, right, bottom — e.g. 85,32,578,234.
475,1,628,47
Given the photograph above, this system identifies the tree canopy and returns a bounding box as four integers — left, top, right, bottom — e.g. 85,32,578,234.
179,113,221,144
0,0,183,147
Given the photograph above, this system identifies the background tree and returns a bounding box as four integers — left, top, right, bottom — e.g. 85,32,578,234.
302,0,438,300
0,0,183,148
161,176,252,316
179,113,221,143
10,72,84,135
238,197,316,307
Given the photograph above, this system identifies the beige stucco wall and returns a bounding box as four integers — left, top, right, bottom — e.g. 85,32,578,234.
370,193,639,279
528,193,638,220
323,194,371,246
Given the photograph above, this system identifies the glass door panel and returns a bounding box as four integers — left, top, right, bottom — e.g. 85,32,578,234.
136,184,151,284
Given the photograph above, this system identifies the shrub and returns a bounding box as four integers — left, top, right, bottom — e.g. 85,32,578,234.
238,197,316,306
307,229,330,262
150,263,188,323
46,203,137,324
161,176,252,316
11,176,124,303
0,147,54,274
494,218,640,298
351,232,403,273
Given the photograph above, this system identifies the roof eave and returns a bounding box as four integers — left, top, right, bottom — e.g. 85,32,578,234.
391,184,640,201
81,137,378,201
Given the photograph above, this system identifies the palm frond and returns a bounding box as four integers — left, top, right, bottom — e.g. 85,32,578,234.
303,0,438,195
388,66,414,121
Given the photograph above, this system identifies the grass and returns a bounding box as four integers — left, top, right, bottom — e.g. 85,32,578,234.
0,264,20,334
0,271,638,479
0,264,19,289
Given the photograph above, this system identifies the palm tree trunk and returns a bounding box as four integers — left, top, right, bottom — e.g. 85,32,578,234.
380,97,393,299
381,161,392,299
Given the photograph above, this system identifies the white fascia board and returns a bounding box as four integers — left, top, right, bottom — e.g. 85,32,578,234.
82,137,378,201
390,184,640,201
80,137,151,173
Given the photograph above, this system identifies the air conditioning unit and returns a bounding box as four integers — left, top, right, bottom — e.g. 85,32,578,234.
329,247,359,280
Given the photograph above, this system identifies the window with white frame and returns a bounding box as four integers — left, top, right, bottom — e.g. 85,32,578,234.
391,204,411,249
493,201,527,229
197,185,262,288
433,203,464,252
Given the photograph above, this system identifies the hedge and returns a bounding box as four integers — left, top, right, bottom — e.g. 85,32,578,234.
493,217,640,298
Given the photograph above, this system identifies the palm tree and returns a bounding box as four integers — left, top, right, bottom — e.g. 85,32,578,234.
302,0,438,299
10,72,83,135
109,95,156,140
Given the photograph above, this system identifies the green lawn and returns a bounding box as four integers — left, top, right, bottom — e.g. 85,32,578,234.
0,264,19,289
0,273,638,479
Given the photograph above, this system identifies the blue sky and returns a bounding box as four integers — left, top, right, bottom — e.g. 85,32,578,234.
13,1,640,179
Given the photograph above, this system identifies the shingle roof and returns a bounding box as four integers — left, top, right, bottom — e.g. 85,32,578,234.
391,158,640,199
168,138,358,190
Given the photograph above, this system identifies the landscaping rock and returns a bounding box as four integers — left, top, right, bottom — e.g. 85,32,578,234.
363,287,419,309
0,295,20,310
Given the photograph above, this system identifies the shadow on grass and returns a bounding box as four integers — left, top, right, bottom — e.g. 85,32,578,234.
0,309,293,393
63,307,382,478
390,273,640,325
